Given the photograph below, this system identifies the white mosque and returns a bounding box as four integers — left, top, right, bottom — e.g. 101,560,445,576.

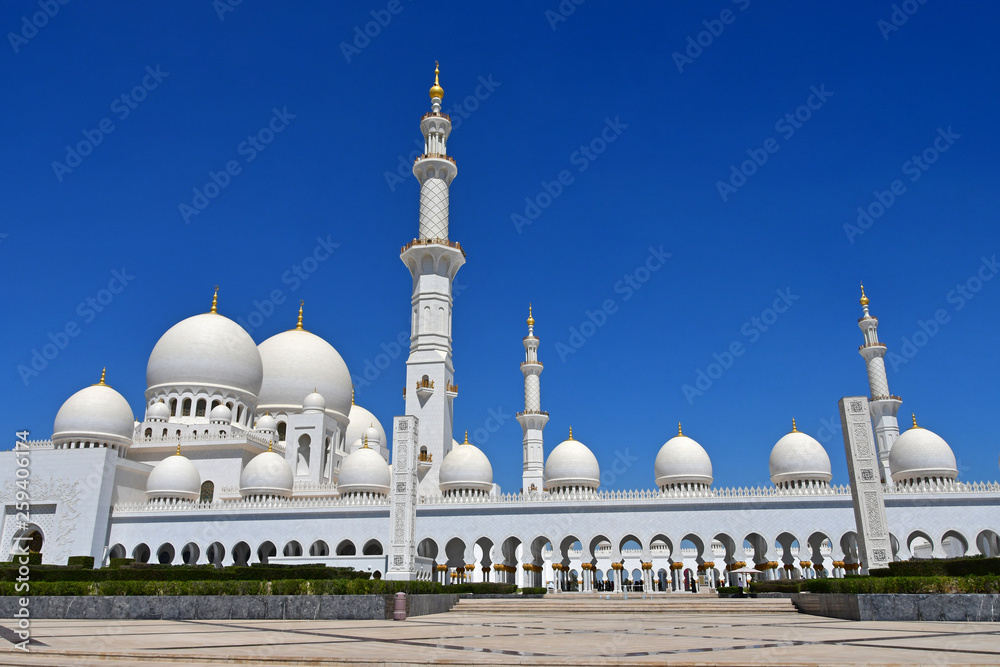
3,67,999,592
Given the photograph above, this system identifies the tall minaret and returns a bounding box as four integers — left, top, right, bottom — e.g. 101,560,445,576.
516,305,548,494
401,63,464,495
857,283,902,482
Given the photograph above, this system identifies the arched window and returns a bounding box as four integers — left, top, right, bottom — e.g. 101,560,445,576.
277,421,287,442
236,405,243,424
195,399,206,417
200,481,214,503
144,428,152,438
162,428,168,438
169,398,177,416
182,399,192,417
211,400,220,410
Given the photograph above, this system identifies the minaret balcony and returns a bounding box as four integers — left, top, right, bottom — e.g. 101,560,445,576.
416,379,435,399
859,342,886,350
520,360,543,368
421,111,451,121
871,394,902,403
418,451,433,473
445,383,458,398
414,152,456,165
516,410,549,417
401,238,466,257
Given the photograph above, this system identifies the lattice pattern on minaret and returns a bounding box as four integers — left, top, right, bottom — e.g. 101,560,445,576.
419,179,449,240
867,356,889,398
525,375,540,411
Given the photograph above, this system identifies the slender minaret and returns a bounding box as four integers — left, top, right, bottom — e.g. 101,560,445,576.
401,63,464,494
857,283,902,482
516,305,548,493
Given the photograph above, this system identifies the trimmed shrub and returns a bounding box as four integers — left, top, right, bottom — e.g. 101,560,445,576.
108,558,133,569
750,580,803,594
67,556,95,569
882,557,1000,578
802,575,1000,595
0,563,369,583
520,587,546,595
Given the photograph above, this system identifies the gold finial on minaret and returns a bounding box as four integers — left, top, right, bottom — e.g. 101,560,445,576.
860,282,869,307
95,367,107,386
678,422,682,436
527,303,535,327
210,285,219,313
568,426,574,440
791,418,798,432
429,61,444,100
296,300,304,330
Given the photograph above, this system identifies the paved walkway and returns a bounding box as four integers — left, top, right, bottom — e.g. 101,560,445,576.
2,609,999,665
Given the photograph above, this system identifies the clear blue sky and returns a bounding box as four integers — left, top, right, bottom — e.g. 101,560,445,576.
3,1,999,491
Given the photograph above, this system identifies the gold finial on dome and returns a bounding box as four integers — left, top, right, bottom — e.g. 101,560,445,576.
352,386,355,405
527,303,535,327
860,282,869,307
568,426,574,440
429,61,444,100
791,418,798,433
463,430,469,444
363,434,369,449
211,285,219,313
94,367,107,386
912,413,919,428
678,422,682,436
176,442,182,456
295,300,304,330
268,440,273,452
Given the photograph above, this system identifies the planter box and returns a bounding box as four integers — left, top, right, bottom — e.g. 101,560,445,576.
0,594,459,620
791,593,1000,621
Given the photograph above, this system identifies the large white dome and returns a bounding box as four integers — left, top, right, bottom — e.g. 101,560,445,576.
439,435,493,494
337,444,391,495
654,429,713,488
257,329,352,419
53,378,135,447
240,451,294,498
769,425,832,487
889,422,958,484
545,433,600,491
146,312,263,397
346,403,387,451
146,452,201,501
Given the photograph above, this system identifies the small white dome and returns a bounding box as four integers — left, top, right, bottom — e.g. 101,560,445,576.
439,435,493,494
255,413,277,434
889,423,958,484
769,426,832,487
257,329,352,419
346,403,387,451
337,444,391,495
146,452,201,501
302,391,326,413
240,450,293,498
146,312,263,398
545,433,600,490
654,430,713,488
209,404,232,423
53,380,135,447
146,401,170,422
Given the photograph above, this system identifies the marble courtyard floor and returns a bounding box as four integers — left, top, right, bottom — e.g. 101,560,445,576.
1,608,999,665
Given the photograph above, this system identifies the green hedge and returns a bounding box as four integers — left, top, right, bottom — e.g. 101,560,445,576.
802,576,1000,594
870,557,1000,578
520,587,547,595
0,564,368,583
750,580,803,594
716,586,740,595
66,556,95,569
0,578,450,597
443,583,517,595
